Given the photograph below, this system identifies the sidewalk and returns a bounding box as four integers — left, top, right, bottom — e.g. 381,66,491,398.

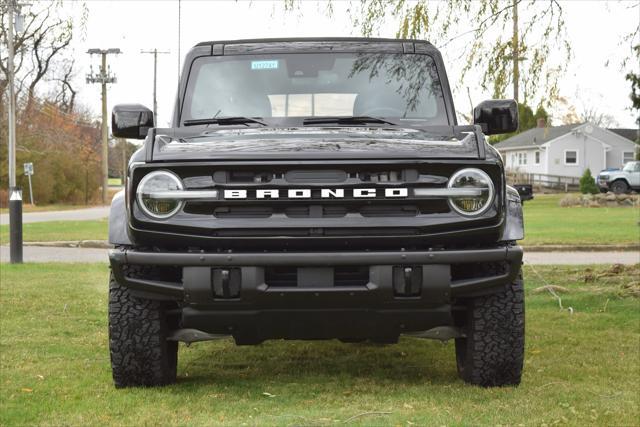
0,206,109,225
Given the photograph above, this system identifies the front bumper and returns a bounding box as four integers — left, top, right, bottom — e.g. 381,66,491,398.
109,246,522,341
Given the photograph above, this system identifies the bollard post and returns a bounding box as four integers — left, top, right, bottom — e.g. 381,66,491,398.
9,187,23,263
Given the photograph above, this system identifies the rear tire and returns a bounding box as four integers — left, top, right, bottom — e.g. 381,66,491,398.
454,275,525,387
610,180,629,194
108,270,178,388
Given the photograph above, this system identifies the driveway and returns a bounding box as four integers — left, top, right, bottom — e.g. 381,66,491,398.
0,206,110,224
1,247,638,265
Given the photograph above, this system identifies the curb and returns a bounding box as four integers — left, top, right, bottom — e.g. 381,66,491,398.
522,244,639,252
21,241,640,252
24,240,112,249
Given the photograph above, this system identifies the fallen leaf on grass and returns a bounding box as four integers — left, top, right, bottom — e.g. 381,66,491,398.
21,388,33,393
403,403,414,409
262,392,276,398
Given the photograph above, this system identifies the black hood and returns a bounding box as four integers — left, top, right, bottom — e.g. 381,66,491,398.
147,125,486,162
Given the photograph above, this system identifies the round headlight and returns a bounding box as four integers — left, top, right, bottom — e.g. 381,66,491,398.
447,168,495,216
136,170,184,219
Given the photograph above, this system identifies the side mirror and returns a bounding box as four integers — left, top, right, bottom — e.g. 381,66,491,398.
112,104,154,139
473,99,518,135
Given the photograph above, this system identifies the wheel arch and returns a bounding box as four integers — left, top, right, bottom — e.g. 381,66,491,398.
109,190,133,246
499,185,524,242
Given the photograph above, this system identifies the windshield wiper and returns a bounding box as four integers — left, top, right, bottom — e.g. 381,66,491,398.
183,116,267,127
302,116,398,126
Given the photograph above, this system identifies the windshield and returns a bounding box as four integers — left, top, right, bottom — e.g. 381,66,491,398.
623,161,638,172
181,53,448,125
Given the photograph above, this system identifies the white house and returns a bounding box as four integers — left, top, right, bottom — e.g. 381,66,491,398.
494,120,639,178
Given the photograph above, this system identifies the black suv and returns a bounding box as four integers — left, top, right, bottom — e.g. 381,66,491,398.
108,38,525,388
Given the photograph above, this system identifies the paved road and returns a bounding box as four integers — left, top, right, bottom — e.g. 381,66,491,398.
1,246,638,265
0,206,110,225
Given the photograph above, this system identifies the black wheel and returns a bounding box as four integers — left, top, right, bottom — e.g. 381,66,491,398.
454,274,525,387
108,269,178,388
610,180,629,194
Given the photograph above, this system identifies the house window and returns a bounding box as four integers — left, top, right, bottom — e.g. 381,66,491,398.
564,150,578,165
523,152,528,165
622,151,635,165
535,151,541,165
518,153,522,165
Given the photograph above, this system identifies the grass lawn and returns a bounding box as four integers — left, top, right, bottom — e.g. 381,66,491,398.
522,193,639,246
0,219,108,244
108,178,123,186
0,263,638,426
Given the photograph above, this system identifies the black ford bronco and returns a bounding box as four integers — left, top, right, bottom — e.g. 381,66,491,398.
108,38,525,388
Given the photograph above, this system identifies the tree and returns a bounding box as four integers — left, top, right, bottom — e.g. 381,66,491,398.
625,44,640,126
291,0,571,106
579,168,599,195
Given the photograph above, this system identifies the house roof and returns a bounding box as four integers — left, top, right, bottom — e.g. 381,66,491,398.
493,123,583,150
607,128,640,143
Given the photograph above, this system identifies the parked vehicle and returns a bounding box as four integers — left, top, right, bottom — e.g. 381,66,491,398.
598,161,640,193
107,38,525,389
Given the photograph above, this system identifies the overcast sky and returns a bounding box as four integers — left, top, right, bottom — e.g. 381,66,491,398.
64,0,640,128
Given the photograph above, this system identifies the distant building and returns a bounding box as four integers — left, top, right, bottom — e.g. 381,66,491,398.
494,120,639,177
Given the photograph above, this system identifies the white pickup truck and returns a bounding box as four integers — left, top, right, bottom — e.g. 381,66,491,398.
598,161,640,193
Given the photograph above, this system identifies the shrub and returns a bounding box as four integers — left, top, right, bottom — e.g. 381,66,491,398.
579,168,599,194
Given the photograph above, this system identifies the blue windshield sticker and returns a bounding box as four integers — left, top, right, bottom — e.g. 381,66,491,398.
251,60,279,70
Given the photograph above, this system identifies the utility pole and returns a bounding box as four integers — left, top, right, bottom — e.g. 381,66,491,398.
86,48,121,205
512,0,519,103
6,0,26,263
141,49,170,122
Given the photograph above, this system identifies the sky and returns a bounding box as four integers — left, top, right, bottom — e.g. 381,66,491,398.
57,0,640,129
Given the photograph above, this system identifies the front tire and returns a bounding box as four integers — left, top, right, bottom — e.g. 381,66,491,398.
108,270,178,388
610,180,629,194
454,275,525,387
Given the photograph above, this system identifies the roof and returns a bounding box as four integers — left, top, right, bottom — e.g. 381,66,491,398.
493,123,583,150
195,37,432,47
608,128,640,143
191,38,437,55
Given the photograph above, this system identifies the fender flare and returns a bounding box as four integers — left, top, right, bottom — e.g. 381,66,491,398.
108,190,133,246
500,185,524,242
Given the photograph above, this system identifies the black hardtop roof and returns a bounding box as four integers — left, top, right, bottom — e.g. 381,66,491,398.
195,37,433,48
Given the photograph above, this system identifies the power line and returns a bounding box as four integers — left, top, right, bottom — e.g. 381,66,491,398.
86,48,121,205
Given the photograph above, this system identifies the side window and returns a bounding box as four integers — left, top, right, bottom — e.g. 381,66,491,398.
564,150,578,165
523,152,528,165
535,151,541,164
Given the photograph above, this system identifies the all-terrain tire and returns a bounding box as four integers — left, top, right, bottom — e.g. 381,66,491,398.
108,269,178,388
454,275,525,387
610,180,629,194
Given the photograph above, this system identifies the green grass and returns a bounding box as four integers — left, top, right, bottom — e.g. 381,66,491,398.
0,219,108,243
1,263,638,426
522,193,639,246
108,178,123,186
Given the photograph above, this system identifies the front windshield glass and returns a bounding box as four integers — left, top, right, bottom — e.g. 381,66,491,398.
182,53,448,124
622,162,637,172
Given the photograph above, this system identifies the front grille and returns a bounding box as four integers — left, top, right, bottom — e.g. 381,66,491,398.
132,162,502,241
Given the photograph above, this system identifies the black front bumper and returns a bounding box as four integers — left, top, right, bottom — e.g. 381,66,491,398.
109,246,522,342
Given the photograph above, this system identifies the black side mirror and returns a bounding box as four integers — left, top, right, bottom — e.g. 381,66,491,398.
473,99,518,135
112,104,154,139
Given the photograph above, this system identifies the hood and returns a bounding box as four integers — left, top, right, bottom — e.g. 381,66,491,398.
148,125,484,162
